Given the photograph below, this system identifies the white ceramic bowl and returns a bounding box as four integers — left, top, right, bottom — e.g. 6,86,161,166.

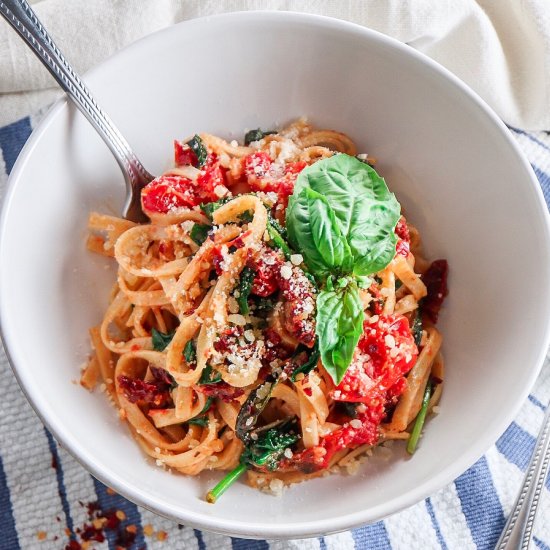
1,11,550,539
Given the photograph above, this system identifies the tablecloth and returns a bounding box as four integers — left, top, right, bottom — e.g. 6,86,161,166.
1,108,550,550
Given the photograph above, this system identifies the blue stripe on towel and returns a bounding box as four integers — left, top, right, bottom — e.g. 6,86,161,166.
319,536,328,550
534,536,550,550
454,456,505,550
92,478,146,550
425,497,448,550
496,422,534,472
509,126,550,153
0,455,20,550
0,117,32,175
194,529,207,550
496,422,550,490
231,538,269,550
532,165,550,206
352,521,392,550
528,394,547,411
44,429,75,541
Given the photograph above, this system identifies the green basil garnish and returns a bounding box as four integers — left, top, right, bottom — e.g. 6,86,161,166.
316,282,364,384
293,154,400,276
285,154,400,385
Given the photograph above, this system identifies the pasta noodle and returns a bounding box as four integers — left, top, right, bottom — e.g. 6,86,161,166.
81,119,448,498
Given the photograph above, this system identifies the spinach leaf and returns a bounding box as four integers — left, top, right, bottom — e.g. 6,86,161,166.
187,135,208,167
187,397,214,426
287,188,353,277
291,342,320,381
412,309,423,347
206,420,299,503
406,381,432,454
266,212,287,239
316,282,364,384
238,210,254,223
266,220,292,259
199,365,223,385
151,328,175,351
293,154,400,276
200,196,233,220
183,340,196,363
242,421,299,470
190,223,210,246
237,267,255,315
244,128,276,145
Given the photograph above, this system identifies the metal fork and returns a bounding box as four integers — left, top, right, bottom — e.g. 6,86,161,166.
495,398,550,550
0,0,153,222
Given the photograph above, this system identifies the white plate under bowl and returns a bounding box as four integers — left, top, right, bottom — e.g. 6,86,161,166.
1,11,550,539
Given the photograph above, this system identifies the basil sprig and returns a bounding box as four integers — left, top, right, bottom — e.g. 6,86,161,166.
286,154,401,384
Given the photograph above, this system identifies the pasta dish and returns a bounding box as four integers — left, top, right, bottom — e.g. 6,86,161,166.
82,119,448,501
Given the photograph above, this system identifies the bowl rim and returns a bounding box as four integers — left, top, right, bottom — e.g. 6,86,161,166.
2,9,550,539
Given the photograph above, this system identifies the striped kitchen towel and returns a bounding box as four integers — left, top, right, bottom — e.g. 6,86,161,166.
0,115,549,550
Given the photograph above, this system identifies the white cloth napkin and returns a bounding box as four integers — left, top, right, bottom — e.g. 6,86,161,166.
0,0,549,130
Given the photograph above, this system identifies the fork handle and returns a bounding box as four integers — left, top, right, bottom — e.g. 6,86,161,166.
0,0,152,217
495,400,550,550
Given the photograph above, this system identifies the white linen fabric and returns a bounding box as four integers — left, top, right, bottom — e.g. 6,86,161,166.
0,0,549,130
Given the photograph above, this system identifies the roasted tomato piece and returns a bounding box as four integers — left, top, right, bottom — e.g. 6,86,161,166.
244,152,273,187
422,259,449,323
197,160,228,198
395,216,410,257
278,265,317,347
247,247,283,297
141,160,229,214
330,314,418,404
141,175,197,213
174,139,198,166
288,401,386,472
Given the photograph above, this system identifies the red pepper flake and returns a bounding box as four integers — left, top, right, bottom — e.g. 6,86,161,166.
65,541,81,550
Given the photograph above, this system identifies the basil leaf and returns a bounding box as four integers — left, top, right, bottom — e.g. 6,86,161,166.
244,128,275,145
287,188,352,276
183,340,196,363
316,283,364,384
237,266,255,314
151,328,175,351
190,223,210,245
294,154,400,275
187,135,208,167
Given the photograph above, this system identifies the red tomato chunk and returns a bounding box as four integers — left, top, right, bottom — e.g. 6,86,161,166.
331,314,418,405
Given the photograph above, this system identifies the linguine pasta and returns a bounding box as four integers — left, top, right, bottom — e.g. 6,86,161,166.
82,119,448,499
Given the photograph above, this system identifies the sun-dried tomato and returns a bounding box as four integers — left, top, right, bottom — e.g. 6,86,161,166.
117,367,173,408
422,259,449,323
